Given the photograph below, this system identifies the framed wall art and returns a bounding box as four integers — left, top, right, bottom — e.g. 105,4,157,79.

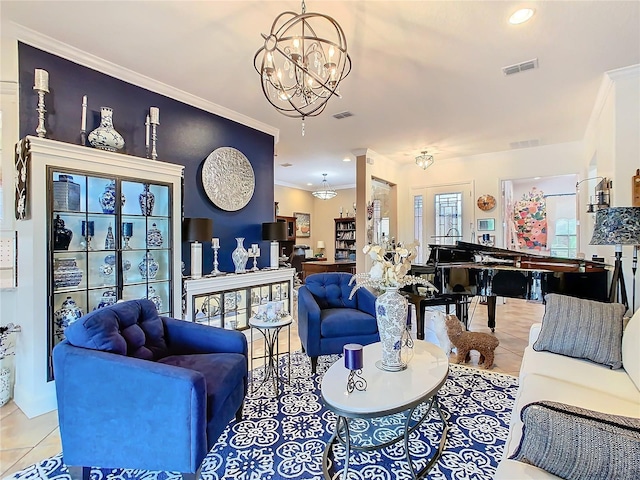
477,218,495,231
294,212,310,237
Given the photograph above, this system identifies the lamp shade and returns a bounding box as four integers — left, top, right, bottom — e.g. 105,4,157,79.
317,240,325,249
589,207,640,245
262,222,287,241
182,217,213,242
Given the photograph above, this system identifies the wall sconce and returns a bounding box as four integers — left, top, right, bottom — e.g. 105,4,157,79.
576,177,612,213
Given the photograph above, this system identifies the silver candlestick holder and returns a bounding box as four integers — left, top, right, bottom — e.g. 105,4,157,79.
211,244,221,275
250,245,260,271
149,107,159,160
33,69,49,138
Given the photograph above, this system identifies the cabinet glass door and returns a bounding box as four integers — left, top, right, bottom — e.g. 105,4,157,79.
48,170,173,379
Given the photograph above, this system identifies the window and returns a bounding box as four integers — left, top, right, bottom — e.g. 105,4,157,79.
434,192,462,245
413,195,423,263
550,218,577,258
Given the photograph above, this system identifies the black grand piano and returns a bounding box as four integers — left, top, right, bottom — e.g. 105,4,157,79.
406,241,608,339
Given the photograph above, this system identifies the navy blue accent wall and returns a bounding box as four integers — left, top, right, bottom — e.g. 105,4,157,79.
18,43,275,273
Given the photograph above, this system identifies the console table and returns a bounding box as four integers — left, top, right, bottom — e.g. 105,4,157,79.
183,268,295,330
302,260,356,282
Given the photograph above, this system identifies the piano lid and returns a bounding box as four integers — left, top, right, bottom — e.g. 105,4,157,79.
428,241,608,273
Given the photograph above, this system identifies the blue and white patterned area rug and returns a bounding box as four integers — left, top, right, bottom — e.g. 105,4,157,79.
9,351,518,480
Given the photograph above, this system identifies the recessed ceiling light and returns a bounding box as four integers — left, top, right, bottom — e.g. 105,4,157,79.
509,8,535,25
307,183,313,186
343,157,351,162
534,176,541,180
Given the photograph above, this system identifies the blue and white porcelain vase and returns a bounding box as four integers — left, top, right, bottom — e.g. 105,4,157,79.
53,258,83,289
146,285,162,312
139,183,155,216
53,296,83,342
99,180,125,214
104,224,116,249
146,223,163,247
232,237,249,274
138,252,159,280
96,290,117,310
375,286,408,371
88,106,125,152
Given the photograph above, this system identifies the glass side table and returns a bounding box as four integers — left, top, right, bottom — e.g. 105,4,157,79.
249,315,292,396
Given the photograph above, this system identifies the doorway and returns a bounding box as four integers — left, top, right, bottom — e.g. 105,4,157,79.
501,175,578,256
412,183,474,263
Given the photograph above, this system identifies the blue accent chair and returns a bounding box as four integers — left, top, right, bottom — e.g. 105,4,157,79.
298,273,379,373
53,300,248,480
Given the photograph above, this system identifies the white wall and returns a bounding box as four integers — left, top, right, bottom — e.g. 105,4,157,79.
582,65,640,315
396,141,585,249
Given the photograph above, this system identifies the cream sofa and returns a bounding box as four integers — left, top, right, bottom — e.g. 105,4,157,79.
494,307,640,479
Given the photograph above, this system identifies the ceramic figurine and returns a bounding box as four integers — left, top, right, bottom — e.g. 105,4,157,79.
53,215,73,250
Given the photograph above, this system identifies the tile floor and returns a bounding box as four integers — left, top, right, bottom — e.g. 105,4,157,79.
0,297,544,478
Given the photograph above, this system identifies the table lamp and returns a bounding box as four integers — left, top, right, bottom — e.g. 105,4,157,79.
589,207,640,311
182,217,213,278
316,240,325,257
262,222,287,269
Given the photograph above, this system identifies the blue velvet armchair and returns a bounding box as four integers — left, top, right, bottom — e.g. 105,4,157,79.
298,273,379,373
53,300,248,480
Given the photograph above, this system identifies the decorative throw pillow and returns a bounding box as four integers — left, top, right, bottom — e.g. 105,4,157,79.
533,293,625,369
510,401,640,480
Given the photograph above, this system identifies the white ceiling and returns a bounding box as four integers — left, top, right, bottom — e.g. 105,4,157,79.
2,1,639,192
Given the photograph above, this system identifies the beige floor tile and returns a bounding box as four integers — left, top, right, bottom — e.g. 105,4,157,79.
0,402,18,422
0,447,31,478
1,428,61,478
0,408,58,450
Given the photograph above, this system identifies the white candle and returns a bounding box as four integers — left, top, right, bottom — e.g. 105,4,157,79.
150,107,159,124
81,95,87,131
34,69,49,92
145,115,150,148
212,237,220,248
251,244,259,255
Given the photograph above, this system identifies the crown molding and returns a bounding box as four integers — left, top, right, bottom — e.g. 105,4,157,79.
7,22,279,144
584,64,640,144
606,63,640,81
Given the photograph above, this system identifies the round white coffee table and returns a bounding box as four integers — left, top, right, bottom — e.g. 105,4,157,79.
249,315,292,396
321,341,449,479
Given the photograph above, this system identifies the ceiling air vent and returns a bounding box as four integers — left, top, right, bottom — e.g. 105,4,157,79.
502,58,539,76
279,162,293,167
333,111,354,120
510,139,540,149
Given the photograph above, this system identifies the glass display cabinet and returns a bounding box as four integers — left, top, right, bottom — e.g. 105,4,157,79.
14,137,184,393
50,173,173,349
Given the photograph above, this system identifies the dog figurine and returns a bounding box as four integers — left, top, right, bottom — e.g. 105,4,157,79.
445,314,499,369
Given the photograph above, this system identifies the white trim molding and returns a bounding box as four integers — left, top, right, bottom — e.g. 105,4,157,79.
6,22,280,144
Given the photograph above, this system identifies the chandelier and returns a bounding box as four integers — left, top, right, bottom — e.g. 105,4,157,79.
254,0,351,120
312,173,337,200
415,151,434,170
